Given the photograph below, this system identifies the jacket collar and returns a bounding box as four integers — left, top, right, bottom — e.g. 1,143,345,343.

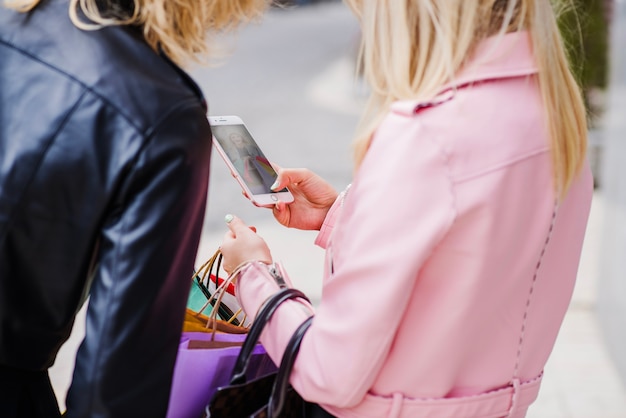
392,31,538,115
159,47,208,112
450,30,537,88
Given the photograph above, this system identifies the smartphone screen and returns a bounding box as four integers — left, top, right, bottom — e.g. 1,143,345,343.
211,124,286,196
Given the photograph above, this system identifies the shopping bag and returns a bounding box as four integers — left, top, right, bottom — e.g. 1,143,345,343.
183,308,248,335
207,288,314,418
187,249,249,327
166,332,276,418
167,249,267,418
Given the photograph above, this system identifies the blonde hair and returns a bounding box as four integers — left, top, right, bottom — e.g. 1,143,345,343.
346,0,587,198
4,0,269,66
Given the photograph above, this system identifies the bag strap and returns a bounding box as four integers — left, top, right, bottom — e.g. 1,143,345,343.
267,315,314,418
193,249,241,326
230,287,309,385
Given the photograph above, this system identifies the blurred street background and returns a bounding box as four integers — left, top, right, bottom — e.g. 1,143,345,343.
50,0,626,416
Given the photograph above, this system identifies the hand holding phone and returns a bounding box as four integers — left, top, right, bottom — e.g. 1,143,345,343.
270,168,339,231
209,116,294,208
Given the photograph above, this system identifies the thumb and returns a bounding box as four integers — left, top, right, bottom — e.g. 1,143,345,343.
224,214,248,236
271,171,285,191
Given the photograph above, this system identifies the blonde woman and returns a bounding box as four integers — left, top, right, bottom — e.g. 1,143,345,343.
0,0,268,416
220,0,593,417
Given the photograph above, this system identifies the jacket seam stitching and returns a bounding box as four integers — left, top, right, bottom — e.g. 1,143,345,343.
83,98,207,409
122,99,206,195
512,203,558,379
426,130,459,241
351,127,458,406
57,95,187,414
0,39,202,135
333,124,458,406
81,125,150,412
0,39,143,132
347,125,459,404
453,147,550,184
85,205,126,413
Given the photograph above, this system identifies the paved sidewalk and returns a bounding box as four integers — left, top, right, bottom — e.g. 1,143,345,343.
50,191,626,416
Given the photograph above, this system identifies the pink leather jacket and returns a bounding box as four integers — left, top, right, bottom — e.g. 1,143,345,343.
235,31,593,418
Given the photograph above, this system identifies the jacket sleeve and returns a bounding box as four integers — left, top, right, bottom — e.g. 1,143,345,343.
235,111,457,408
65,104,212,417
314,192,345,249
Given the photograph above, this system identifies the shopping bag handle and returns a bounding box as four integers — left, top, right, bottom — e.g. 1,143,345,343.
267,315,314,418
230,287,309,385
193,250,241,326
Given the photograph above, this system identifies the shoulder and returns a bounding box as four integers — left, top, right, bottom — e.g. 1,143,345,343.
382,74,550,183
0,0,206,135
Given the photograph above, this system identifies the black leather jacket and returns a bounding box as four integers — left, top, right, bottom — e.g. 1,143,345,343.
0,0,212,416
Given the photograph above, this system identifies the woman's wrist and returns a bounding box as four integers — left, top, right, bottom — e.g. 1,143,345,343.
228,259,289,288
228,259,270,281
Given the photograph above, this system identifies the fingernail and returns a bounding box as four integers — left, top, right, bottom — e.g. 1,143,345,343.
270,180,279,190
224,214,234,223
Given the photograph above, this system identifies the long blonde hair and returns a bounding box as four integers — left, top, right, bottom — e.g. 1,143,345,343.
345,0,587,198
4,0,269,66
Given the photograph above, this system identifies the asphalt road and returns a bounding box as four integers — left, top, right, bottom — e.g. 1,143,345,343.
189,1,364,232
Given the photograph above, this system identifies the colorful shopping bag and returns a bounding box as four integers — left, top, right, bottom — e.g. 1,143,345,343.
166,332,276,418
168,249,275,417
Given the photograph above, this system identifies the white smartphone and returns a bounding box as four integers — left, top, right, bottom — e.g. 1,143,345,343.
209,115,294,207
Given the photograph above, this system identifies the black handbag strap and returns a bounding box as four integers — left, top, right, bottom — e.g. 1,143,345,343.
267,315,314,418
230,287,310,385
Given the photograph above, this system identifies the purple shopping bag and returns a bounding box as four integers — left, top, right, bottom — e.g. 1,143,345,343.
166,332,277,418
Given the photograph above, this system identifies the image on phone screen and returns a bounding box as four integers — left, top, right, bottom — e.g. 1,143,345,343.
211,124,286,196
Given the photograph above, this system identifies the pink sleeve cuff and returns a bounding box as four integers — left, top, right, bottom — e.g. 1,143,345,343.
235,262,313,320
314,193,344,249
